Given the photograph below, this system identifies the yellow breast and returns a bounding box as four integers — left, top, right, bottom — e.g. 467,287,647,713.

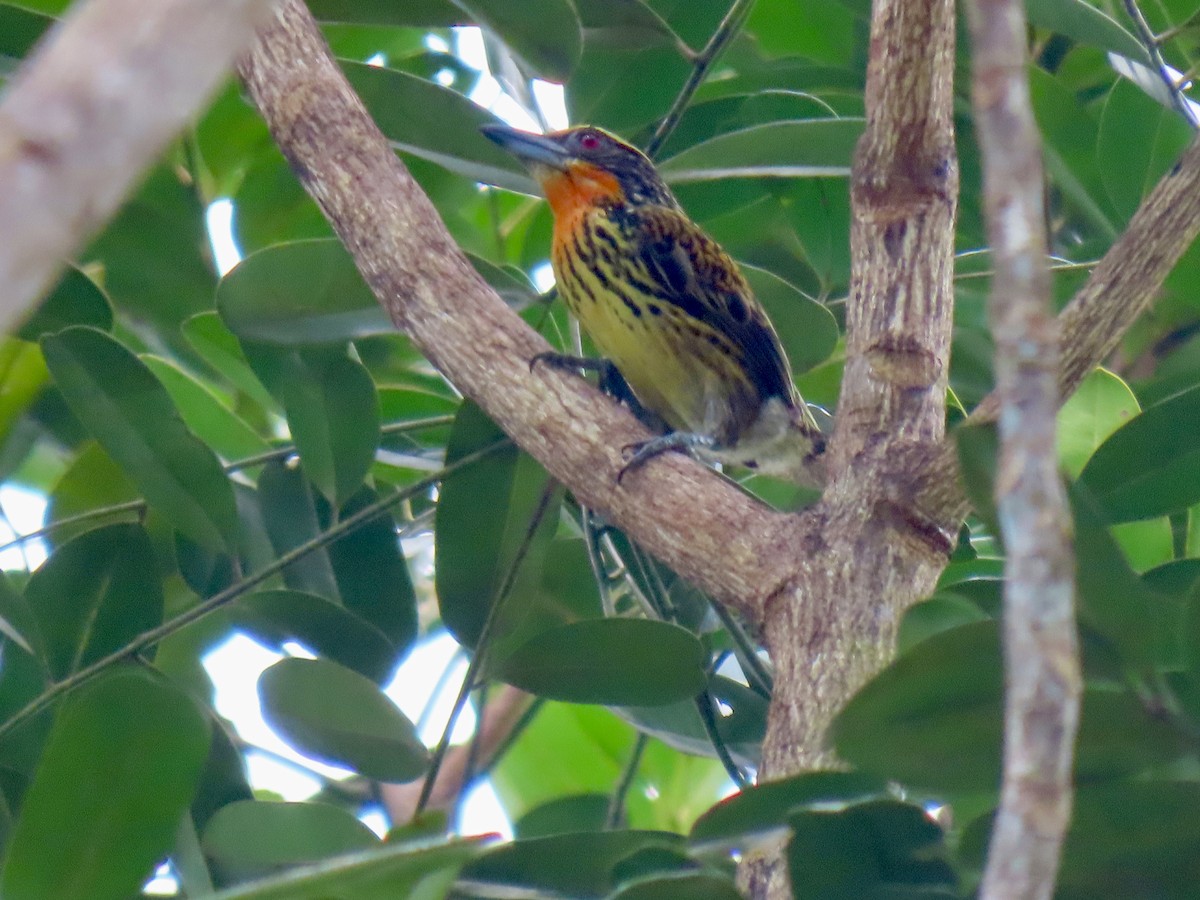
550,210,757,442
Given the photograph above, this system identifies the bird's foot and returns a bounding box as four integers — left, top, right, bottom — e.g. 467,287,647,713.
529,351,611,377
618,431,716,484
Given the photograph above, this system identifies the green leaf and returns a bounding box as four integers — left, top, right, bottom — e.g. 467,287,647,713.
1057,367,1140,479
83,164,216,343
783,179,854,292
1029,66,1117,238
657,120,864,182
468,253,540,307
490,703,634,822
202,800,378,883
182,312,279,413
1056,369,1173,571
494,619,708,706
193,81,275,197
1098,80,1194,222
955,421,1000,534
257,461,339,598
1026,0,1147,62
1071,484,1162,668
740,264,838,375
1079,383,1200,522
220,238,532,341
1058,782,1200,898
897,594,991,654
610,871,743,900
258,657,429,782
435,402,560,650
232,150,332,253
44,442,141,547
0,572,37,657
23,524,161,680
191,718,254,832
0,4,52,65
235,590,399,684
748,0,858,62
461,830,685,897
574,0,681,50
244,344,380,506
141,356,271,464
689,772,887,854
218,240,390,345
0,684,50,789
0,338,49,454
41,327,239,552
515,794,611,838
345,62,531,192
454,0,582,81
326,487,419,653
1074,690,1191,780
833,621,1003,792
1,669,210,900
17,266,112,341
787,800,956,898
567,37,691,134
208,837,482,900
617,675,767,767
838,614,1181,793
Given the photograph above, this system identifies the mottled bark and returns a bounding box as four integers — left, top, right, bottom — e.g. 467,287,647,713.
744,2,960,895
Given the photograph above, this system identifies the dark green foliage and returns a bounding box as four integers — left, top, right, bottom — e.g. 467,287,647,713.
1,0,1199,897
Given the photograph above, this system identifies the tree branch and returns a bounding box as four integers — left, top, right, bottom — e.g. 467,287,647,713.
966,0,1081,896
919,131,1200,527
760,0,959,769
745,1,960,895
237,1,797,627
0,0,280,334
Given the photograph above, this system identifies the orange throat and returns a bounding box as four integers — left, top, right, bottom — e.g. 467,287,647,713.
540,162,624,240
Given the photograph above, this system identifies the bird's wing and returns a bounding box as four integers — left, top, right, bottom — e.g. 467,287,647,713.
629,205,796,404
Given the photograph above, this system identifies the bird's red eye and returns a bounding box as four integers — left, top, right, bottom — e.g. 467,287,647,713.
578,132,602,151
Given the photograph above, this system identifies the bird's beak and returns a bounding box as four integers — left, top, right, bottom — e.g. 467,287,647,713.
481,124,572,172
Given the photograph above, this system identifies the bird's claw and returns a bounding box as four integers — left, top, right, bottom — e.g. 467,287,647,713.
615,432,715,484
616,441,650,485
529,351,608,376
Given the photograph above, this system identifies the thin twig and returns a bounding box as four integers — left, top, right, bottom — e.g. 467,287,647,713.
231,415,457,470
1123,0,1199,128
966,0,1081,897
0,440,509,743
413,481,558,817
643,0,758,159
606,733,647,829
380,685,536,823
695,689,748,789
458,680,490,809
0,415,455,554
708,600,773,699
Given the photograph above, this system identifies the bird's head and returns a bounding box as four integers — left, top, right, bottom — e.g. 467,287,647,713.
482,124,676,225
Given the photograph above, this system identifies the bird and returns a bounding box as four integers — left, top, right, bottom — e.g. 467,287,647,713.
481,123,826,486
